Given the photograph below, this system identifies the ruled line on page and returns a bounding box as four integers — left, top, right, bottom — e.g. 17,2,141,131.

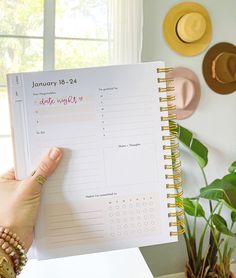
101,113,152,120
103,120,154,126
48,236,105,246
104,126,154,132
48,230,105,237
100,107,153,114
49,223,104,230
50,217,103,224
48,210,102,217
100,101,153,107
39,134,97,142
48,180,102,188
101,94,153,100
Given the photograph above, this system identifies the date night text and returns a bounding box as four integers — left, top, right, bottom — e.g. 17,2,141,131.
38,96,83,106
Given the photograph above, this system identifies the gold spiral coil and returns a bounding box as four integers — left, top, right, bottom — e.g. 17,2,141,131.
168,202,183,209
158,77,174,83
157,66,184,237
160,104,176,112
159,95,175,102
165,161,181,170
165,173,182,180
163,141,179,150
161,114,177,121
169,219,185,227
166,180,183,189
170,229,185,236
162,134,176,141
164,151,180,161
157,67,173,73
168,210,184,217
161,121,178,130
159,86,175,93
167,190,183,199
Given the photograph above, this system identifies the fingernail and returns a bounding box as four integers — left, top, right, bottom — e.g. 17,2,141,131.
49,147,61,160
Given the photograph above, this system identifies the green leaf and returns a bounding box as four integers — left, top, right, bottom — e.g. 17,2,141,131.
178,125,192,146
190,139,208,168
223,173,236,185
173,122,208,169
231,211,236,223
200,173,236,210
183,198,205,217
212,214,236,237
229,161,236,173
175,197,183,207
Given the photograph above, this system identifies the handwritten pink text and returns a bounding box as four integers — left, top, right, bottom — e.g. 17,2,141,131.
38,96,83,106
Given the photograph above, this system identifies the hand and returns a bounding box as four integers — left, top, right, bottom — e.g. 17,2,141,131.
0,147,63,252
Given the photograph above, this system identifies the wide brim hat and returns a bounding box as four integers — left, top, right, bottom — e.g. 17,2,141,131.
202,42,236,94
167,67,201,119
163,2,212,56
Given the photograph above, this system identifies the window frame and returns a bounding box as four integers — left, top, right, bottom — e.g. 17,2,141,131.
0,0,109,140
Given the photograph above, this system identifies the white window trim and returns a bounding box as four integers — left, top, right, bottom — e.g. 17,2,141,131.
0,0,110,139
0,0,109,81
43,0,55,70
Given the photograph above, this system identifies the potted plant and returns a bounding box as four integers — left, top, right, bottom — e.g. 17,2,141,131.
175,123,236,278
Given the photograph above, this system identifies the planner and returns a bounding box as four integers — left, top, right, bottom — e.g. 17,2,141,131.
7,62,184,260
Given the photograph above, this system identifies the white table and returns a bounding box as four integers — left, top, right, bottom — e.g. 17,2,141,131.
19,248,153,278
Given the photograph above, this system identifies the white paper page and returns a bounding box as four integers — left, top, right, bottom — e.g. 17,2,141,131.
8,62,177,260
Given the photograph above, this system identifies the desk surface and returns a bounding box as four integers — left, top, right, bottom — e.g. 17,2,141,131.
19,248,153,278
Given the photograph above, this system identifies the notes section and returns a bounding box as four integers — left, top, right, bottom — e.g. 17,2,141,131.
104,144,158,187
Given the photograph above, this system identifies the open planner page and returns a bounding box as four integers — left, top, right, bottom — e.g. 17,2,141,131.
7,62,178,259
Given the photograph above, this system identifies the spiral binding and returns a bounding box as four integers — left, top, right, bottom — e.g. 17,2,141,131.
157,67,185,237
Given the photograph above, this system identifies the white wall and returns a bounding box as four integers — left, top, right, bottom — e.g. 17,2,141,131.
141,0,236,276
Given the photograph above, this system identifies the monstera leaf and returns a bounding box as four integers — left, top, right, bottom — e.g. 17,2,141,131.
200,173,236,210
183,198,205,218
173,122,208,169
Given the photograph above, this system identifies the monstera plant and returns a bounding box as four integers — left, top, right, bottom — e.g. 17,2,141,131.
175,123,236,278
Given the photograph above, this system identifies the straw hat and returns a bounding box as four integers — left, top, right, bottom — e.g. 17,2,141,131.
167,67,201,119
163,2,212,56
202,42,236,94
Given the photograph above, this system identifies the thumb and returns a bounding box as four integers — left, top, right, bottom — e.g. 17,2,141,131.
23,147,63,194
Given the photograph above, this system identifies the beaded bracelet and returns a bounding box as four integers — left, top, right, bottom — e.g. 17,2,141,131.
0,227,27,275
0,255,15,278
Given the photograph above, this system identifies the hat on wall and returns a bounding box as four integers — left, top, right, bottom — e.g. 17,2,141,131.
163,2,212,56
202,42,236,94
167,67,201,119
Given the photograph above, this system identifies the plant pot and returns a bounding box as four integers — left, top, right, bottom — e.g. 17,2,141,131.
185,263,235,278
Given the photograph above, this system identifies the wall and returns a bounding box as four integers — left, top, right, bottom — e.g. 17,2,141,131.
141,0,236,276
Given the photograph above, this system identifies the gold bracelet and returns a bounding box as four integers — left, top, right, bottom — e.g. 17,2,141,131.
0,255,15,278
0,228,27,275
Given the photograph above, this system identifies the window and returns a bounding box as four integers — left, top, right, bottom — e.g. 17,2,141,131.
0,0,109,172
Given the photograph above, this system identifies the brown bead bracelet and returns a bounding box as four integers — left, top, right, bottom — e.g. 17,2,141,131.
0,227,27,275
